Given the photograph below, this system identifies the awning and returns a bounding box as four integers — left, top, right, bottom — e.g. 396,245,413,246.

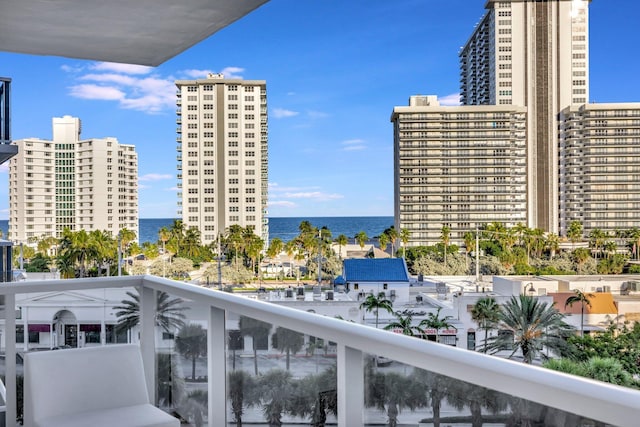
28,324,51,333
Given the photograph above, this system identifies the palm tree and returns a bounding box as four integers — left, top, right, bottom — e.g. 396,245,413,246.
225,224,246,268
175,323,207,381
378,233,389,254
118,227,137,256
412,369,454,427
589,228,606,259
573,247,592,273
385,226,399,257
462,231,474,267
470,297,501,353
257,369,295,427
604,240,617,259
355,231,369,250
335,234,348,260
157,352,185,409
565,289,593,338
114,290,187,334
169,219,186,255
271,327,304,370
366,370,427,427
440,225,451,266
628,227,640,260
384,312,422,337
487,295,574,363
238,316,271,375
567,220,583,250
359,292,393,329
266,237,284,260
159,226,171,277
183,226,202,259
55,252,76,279
245,232,264,276
228,370,258,427
59,228,98,277
399,228,411,259
545,232,560,259
419,307,455,343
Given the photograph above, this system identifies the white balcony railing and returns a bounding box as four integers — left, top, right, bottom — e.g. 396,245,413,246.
1,275,640,426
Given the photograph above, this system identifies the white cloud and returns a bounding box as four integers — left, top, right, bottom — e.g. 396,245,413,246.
166,187,180,192
220,67,245,79
282,191,343,201
64,62,248,114
269,183,342,202
69,84,125,101
60,64,84,73
182,69,214,79
268,200,297,208
80,73,138,86
439,93,461,106
139,173,173,182
342,139,366,151
66,63,176,113
269,183,319,192
91,62,153,75
343,145,366,152
0,163,9,173
272,108,299,119
138,184,150,190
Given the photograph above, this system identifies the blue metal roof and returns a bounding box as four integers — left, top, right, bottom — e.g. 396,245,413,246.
343,258,409,283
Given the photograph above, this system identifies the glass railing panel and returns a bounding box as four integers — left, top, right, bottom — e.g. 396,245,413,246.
148,288,208,425
226,309,337,426
362,352,620,427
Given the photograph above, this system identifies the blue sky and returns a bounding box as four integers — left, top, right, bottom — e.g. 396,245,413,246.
1,0,639,219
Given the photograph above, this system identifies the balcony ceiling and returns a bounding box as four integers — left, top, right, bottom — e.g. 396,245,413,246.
0,0,269,66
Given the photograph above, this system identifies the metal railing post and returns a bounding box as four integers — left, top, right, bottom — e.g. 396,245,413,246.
140,285,156,403
208,306,226,426
5,293,16,427
337,345,363,427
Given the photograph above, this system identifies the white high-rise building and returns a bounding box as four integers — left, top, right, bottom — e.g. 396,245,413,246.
175,74,268,245
559,103,640,237
392,95,528,245
460,0,590,233
8,116,139,243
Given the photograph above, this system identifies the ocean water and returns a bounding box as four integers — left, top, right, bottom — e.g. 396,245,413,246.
0,216,394,245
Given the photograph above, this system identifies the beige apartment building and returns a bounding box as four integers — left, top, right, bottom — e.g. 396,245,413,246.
175,73,268,245
391,95,527,245
460,0,590,233
8,116,138,243
560,103,640,236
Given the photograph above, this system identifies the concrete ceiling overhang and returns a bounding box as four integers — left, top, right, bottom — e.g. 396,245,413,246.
0,0,269,66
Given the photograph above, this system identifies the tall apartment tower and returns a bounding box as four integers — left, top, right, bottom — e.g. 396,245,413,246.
559,103,640,237
8,116,139,243
175,74,268,245
460,0,590,233
392,95,528,245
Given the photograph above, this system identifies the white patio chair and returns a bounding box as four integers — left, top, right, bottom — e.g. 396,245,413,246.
23,344,179,427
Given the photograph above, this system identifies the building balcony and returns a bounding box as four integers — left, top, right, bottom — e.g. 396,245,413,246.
0,276,638,427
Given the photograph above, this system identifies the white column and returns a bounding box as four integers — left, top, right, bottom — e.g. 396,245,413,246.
6,294,16,427
140,286,156,403
208,306,226,426
337,345,364,427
